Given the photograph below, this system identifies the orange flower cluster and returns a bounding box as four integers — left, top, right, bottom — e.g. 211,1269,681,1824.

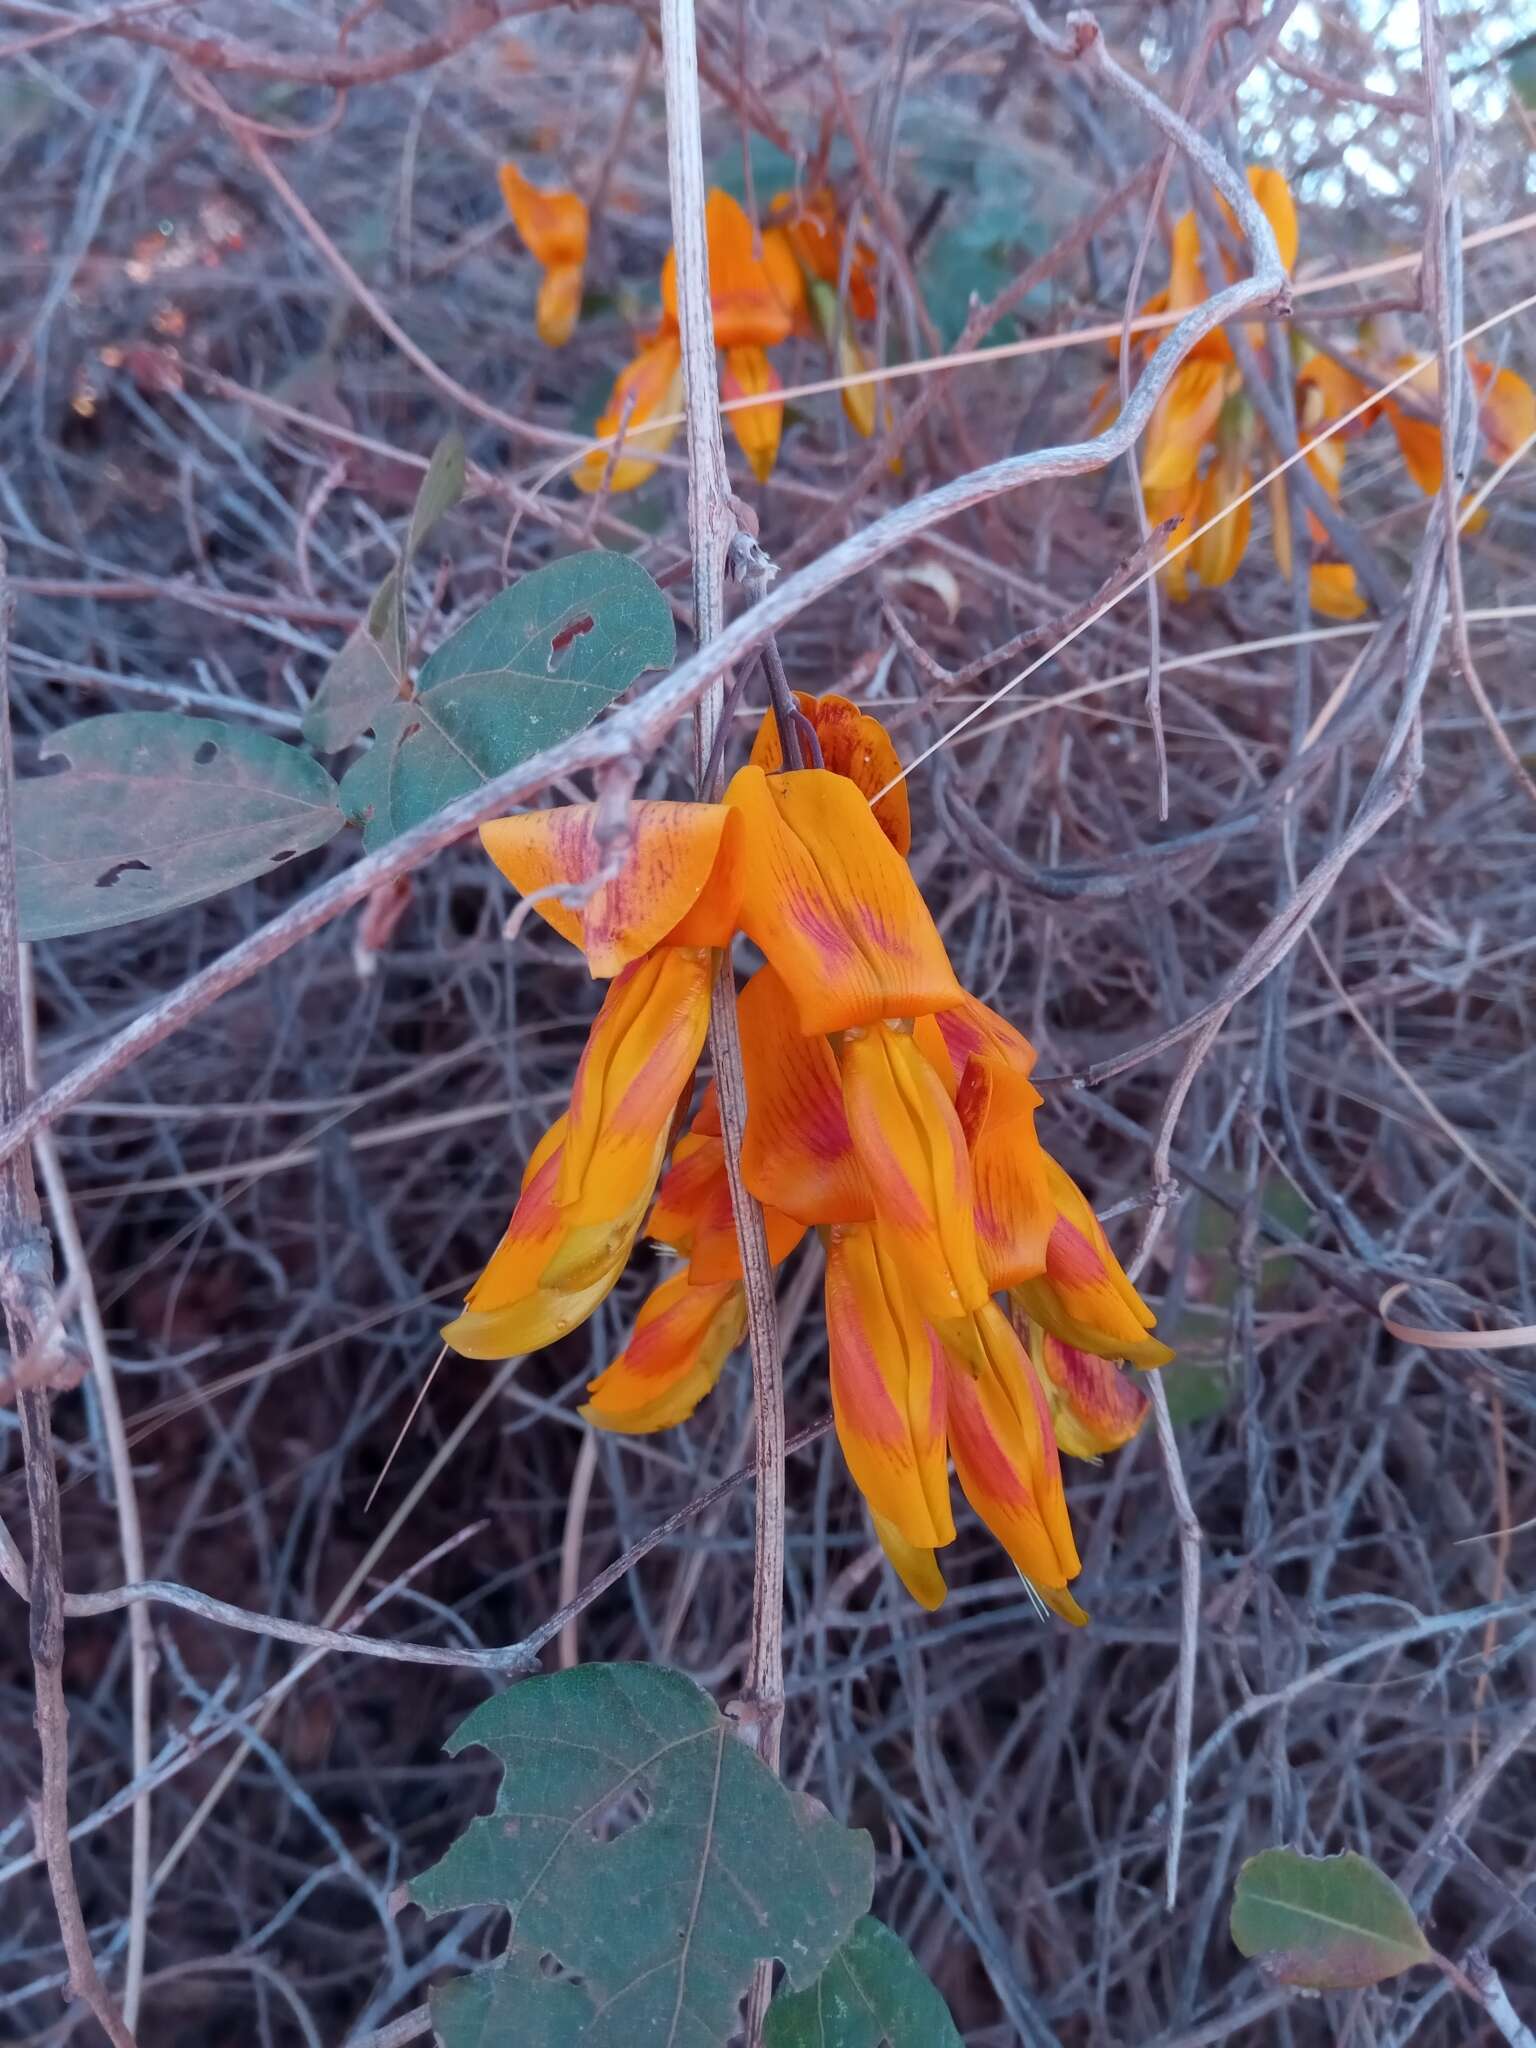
443,696,1171,1617
1134,169,1533,618
498,163,877,490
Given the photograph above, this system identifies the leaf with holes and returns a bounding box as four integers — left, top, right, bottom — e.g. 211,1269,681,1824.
412,1663,873,2047
14,713,345,940
763,1917,963,2048
339,551,675,849
1230,1849,1431,1990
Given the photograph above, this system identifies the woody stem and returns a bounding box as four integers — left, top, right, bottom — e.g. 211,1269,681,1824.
659,0,788,1847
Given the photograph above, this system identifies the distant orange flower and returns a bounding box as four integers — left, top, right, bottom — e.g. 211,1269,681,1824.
498,162,587,348
444,694,1170,1617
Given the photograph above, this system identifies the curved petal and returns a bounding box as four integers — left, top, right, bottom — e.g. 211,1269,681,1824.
840,1022,989,1322
1190,459,1253,590
535,262,584,349
824,1225,954,1549
737,965,874,1225
498,163,588,268
575,335,684,495
749,693,910,854
1028,1321,1149,1458
557,946,713,1242
1216,166,1298,275
1309,561,1368,620
1009,1154,1174,1369
647,1124,805,1284
581,1271,746,1434
480,802,740,976
721,344,784,482
870,1511,948,1611
954,1053,1052,1289
1472,360,1535,465
691,189,792,350
1142,359,1230,493
1383,397,1443,496
939,1303,1081,1589
915,991,1038,1096
724,764,963,1033
761,224,809,328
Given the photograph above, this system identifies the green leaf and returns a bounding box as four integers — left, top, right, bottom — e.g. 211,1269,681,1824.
367,564,407,682
1230,1849,1432,1990
339,551,675,849
15,713,344,940
302,623,401,752
413,1663,873,2047
407,428,466,559
763,1917,962,2048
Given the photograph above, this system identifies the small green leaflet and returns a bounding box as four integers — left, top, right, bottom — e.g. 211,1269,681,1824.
1230,1848,1431,1990
763,1916,963,2048
14,713,344,940
412,1663,872,2047
339,551,675,850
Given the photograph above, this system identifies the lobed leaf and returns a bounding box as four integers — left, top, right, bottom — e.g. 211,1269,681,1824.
1230,1848,1431,1990
412,1663,872,2047
15,712,344,940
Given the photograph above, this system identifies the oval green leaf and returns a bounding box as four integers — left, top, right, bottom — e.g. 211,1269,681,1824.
340,550,675,850
1230,1848,1431,1990
764,1916,963,2048
15,712,344,940
412,1663,873,2047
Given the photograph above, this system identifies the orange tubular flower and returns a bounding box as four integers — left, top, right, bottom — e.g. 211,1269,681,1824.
723,764,963,1033
576,331,685,496
498,163,589,349
1010,1154,1174,1370
839,1021,991,1326
824,1224,954,1560
954,1053,1052,1289
582,1271,747,1434
772,188,878,322
939,1303,1083,1606
736,965,873,1226
720,343,784,483
442,948,712,1359
480,800,742,976
1025,1321,1149,1460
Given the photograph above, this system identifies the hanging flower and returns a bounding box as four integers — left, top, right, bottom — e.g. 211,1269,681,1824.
444,693,1173,1616
574,330,685,495
498,162,588,348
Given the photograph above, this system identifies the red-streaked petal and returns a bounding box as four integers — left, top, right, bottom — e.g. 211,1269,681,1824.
1009,1154,1174,1369
725,764,963,1033
1028,1321,1149,1458
825,1224,954,1549
737,964,873,1225
840,1023,989,1323
480,802,739,976
748,692,910,855
581,1272,746,1433
954,1054,1052,1289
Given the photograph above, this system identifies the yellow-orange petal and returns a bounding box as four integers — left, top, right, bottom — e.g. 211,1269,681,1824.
724,764,963,1033
825,1224,954,1550
773,187,878,320
836,324,877,439
535,262,584,348
1309,560,1368,620
736,964,873,1226
442,1128,632,1360
647,1122,805,1284
1471,360,1536,465
1027,1320,1149,1458
870,1510,948,1610
1009,1154,1173,1369
748,692,910,855
761,223,809,328
721,344,783,483
1216,166,1298,276
575,334,684,495
915,991,1038,1097
499,163,589,269
1141,358,1230,493
675,189,792,351
839,1022,990,1323
954,1053,1052,1289
581,1271,745,1433
557,946,713,1236
939,1303,1080,1589
480,802,740,977
1383,396,1443,496
1269,471,1293,581
1189,458,1253,590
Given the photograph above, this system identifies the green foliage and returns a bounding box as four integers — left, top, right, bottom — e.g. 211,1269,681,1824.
304,429,466,751
1230,1849,1431,1990
1161,1173,1314,1423
339,551,675,850
15,712,344,940
906,110,1045,345
413,1664,873,2047
763,1916,962,2048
